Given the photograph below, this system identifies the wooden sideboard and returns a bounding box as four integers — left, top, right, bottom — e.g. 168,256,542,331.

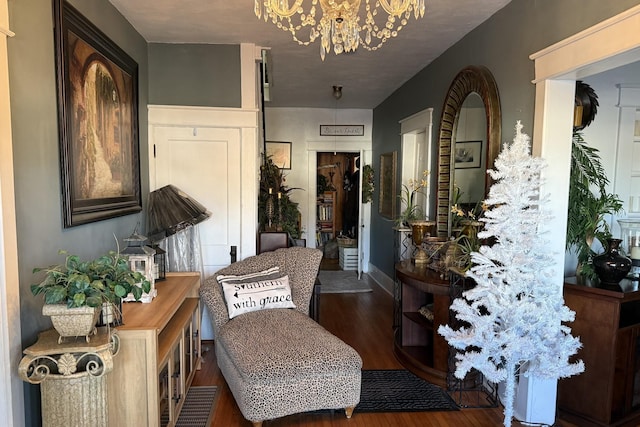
107,272,201,427
559,277,640,427
394,261,451,388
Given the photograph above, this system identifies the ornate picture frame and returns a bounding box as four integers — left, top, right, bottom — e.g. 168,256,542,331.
379,151,397,219
54,0,141,227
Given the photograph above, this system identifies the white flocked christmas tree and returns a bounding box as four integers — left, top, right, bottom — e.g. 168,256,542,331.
438,122,584,427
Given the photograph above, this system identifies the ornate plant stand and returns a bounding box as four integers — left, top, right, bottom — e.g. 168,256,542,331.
447,268,498,408
393,226,413,262
19,328,119,427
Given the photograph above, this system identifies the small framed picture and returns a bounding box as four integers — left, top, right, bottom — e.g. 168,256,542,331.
454,141,482,169
265,141,292,169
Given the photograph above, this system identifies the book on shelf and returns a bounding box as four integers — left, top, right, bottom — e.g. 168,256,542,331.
321,192,334,203
317,205,333,221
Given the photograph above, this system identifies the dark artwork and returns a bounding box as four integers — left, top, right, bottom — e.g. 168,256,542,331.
55,0,141,227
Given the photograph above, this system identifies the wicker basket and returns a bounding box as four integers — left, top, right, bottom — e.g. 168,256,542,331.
42,304,100,343
337,236,357,247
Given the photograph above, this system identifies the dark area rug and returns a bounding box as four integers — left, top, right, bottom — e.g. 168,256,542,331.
161,386,218,427
355,369,459,413
318,270,373,293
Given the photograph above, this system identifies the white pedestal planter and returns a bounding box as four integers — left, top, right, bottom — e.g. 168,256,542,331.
499,375,557,425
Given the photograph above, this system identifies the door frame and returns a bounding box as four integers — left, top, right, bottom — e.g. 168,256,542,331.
148,105,259,260
0,2,23,425
307,141,372,273
519,5,640,424
399,108,434,219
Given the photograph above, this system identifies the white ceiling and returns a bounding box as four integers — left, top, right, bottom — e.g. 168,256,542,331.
108,0,512,109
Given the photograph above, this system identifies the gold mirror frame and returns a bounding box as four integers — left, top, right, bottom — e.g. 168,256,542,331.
435,66,501,236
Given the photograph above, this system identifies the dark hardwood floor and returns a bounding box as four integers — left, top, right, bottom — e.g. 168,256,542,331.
193,268,577,427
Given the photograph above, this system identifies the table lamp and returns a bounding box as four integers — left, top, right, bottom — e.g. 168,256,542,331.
147,185,212,276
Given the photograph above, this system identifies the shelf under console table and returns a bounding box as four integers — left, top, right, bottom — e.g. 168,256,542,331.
107,272,201,427
394,261,451,388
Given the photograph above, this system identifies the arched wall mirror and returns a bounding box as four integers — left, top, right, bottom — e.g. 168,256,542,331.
435,65,501,237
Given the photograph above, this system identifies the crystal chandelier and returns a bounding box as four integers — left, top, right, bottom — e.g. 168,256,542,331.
254,0,426,60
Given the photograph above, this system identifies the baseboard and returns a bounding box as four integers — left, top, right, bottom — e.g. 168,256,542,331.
367,263,394,296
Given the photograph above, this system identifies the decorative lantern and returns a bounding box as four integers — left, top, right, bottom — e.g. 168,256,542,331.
121,229,157,303
148,243,167,282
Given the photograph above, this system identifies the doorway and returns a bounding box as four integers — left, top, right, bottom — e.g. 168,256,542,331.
317,152,361,269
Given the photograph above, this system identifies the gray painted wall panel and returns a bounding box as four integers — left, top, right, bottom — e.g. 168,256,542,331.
370,0,640,278
7,1,149,425
148,43,241,107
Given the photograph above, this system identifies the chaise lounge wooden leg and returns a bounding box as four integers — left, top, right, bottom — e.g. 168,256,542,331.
252,421,263,427
345,406,355,418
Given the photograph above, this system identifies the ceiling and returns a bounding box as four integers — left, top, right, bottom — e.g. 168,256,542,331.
108,0,512,109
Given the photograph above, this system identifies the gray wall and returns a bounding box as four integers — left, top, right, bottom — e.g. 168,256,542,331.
370,0,640,278
8,1,149,425
148,43,241,107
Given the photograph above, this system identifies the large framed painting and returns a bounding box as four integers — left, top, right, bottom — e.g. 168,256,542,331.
379,151,397,219
54,0,141,227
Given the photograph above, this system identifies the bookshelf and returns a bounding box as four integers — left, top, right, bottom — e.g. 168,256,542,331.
316,191,336,248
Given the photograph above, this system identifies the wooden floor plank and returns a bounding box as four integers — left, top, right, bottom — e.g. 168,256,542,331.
194,272,576,426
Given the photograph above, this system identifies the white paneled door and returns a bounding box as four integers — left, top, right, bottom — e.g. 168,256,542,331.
148,105,259,341
152,125,242,277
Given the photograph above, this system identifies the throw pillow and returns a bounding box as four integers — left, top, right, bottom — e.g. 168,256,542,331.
217,267,296,319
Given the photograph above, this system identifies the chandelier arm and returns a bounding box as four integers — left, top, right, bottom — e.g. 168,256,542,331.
378,0,413,16
260,0,306,18
255,0,425,59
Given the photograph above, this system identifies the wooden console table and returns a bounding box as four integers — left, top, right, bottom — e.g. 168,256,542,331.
559,277,640,426
394,261,450,387
107,272,201,427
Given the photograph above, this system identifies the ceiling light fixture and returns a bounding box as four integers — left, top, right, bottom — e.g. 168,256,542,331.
254,0,426,61
332,85,342,154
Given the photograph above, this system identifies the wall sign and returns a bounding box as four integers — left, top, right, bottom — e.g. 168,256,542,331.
320,125,364,136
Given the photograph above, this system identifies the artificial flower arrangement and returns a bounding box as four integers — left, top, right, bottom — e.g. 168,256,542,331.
450,184,488,270
395,169,430,227
450,184,487,230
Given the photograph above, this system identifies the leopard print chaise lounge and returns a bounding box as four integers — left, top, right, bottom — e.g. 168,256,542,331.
200,247,362,426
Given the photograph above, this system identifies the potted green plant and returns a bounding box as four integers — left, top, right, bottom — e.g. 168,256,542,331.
31,250,151,342
566,131,623,281
258,155,303,239
565,81,624,282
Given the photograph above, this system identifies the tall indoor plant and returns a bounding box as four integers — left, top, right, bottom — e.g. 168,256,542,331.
566,82,623,281
258,155,303,239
